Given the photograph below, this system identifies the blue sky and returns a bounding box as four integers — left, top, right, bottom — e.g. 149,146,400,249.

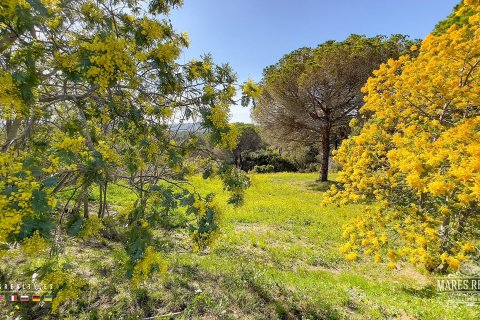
170,0,459,123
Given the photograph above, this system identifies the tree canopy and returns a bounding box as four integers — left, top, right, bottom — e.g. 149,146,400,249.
231,123,265,169
250,34,420,181
433,0,475,35
0,0,249,308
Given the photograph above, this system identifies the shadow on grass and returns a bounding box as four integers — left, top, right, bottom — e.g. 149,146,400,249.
240,266,341,320
307,180,342,192
402,285,437,298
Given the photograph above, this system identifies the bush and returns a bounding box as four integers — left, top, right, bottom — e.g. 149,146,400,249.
299,162,319,173
326,2,480,272
252,165,275,173
242,150,297,172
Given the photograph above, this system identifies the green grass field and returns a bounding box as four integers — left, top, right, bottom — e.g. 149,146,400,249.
11,173,479,319
175,173,479,319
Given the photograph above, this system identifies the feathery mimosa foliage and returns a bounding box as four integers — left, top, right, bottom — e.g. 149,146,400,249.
0,0,248,312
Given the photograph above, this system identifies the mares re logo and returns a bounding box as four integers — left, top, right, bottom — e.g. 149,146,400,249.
436,262,480,305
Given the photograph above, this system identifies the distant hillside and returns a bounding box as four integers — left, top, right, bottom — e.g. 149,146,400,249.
169,122,208,133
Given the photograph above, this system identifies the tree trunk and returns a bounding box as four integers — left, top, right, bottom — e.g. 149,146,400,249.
98,182,103,218
3,118,22,151
102,180,107,218
319,127,331,182
83,185,89,219
233,153,239,168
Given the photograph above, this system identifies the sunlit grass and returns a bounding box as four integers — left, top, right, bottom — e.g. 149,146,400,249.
47,173,480,318
170,172,478,319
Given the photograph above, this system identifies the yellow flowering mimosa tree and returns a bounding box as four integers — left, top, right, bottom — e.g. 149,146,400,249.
0,0,248,310
326,0,480,272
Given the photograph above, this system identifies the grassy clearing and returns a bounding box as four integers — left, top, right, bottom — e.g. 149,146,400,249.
4,173,479,319
182,173,479,319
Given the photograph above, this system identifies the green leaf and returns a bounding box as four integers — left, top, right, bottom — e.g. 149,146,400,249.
67,214,85,236
42,177,60,188
26,0,49,17
15,214,54,240
32,189,49,213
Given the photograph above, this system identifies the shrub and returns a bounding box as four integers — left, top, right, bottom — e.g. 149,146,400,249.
242,150,297,172
252,165,275,173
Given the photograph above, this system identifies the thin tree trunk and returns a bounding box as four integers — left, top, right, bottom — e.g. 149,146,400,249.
83,185,89,219
138,170,144,218
98,182,103,218
101,180,107,218
233,153,239,168
319,127,331,182
3,118,22,151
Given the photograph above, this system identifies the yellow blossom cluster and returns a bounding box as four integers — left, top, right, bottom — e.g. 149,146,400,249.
0,152,49,242
96,140,123,166
52,134,87,153
0,72,28,119
242,78,264,99
219,126,239,151
138,18,165,42
41,266,87,313
207,102,240,151
208,102,231,124
81,35,137,89
78,216,104,240
192,193,207,216
22,230,49,258
1,0,60,22
326,0,480,272
189,194,222,251
80,1,103,21
151,41,181,63
131,246,168,287
0,0,30,19
54,51,81,73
